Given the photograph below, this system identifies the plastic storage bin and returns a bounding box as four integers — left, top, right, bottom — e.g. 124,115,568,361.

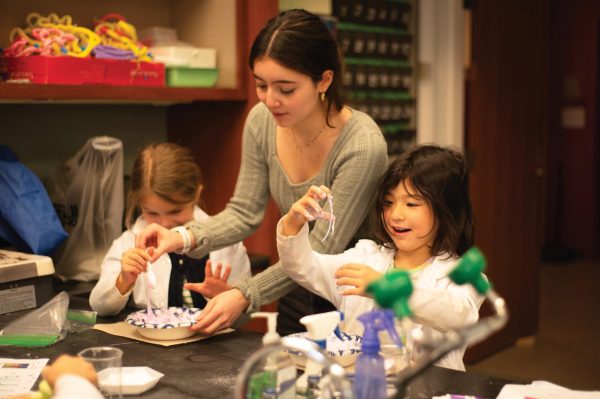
166,67,218,87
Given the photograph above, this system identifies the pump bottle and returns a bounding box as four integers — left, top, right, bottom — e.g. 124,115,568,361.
248,312,296,399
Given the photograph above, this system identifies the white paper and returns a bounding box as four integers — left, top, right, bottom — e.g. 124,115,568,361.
497,380,600,399
0,358,48,398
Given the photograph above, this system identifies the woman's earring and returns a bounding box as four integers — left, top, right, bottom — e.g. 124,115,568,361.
320,92,326,102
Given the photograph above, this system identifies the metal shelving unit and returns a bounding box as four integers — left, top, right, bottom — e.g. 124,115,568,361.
332,0,417,155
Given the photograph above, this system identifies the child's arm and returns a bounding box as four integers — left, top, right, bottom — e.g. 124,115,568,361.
281,185,333,237
116,248,150,294
410,269,484,332
89,233,145,316
278,223,342,306
334,263,383,296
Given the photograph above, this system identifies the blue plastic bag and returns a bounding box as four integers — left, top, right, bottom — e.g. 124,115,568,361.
0,145,68,255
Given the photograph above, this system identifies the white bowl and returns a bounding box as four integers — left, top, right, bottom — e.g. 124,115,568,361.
98,366,164,395
284,332,362,368
125,307,201,341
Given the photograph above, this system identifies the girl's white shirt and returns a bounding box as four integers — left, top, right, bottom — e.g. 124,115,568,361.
276,220,484,371
89,206,251,316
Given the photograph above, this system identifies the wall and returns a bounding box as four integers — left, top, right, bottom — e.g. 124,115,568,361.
1,104,167,181
546,0,600,259
417,0,465,149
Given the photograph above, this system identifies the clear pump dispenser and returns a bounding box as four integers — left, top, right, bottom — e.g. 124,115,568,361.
248,312,297,399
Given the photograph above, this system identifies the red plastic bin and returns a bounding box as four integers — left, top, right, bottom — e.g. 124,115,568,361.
0,55,165,87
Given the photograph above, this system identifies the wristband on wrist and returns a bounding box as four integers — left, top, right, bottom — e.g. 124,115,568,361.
171,226,192,254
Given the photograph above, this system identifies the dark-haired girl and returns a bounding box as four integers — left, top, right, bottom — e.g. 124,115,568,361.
278,144,483,370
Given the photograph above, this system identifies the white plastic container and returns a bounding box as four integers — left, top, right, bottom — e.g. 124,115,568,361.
149,45,217,68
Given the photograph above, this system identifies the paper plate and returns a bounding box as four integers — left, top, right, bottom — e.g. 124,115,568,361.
126,307,201,340
284,332,362,368
98,366,164,395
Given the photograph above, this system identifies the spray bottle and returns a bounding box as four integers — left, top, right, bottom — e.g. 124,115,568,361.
297,311,342,396
248,312,297,399
352,309,408,399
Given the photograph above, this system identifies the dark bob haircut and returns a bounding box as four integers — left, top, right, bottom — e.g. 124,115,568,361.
374,144,475,257
248,9,345,127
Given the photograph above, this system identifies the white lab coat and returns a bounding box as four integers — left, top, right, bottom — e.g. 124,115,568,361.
277,220,484,371
89,206,251,316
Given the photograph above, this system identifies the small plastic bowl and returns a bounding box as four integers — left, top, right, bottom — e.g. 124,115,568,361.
284,332,362,368
126,307,201,341
98,366,164,395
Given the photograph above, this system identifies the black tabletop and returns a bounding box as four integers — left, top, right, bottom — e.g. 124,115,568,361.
0,288,513,398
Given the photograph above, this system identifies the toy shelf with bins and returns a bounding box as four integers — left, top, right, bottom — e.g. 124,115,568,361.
0,0,246,103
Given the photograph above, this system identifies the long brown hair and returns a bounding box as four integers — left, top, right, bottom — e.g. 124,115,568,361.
374,144,475,257
249,8,345,127
125,143,203,228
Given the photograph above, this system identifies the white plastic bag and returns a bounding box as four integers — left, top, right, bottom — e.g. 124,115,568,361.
50,136,124,281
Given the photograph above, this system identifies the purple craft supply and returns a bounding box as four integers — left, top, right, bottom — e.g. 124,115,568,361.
92,45,135,60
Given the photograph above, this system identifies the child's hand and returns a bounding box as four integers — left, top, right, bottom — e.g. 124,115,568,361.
184,260,232,299
335,263,383,297
281,185,333,236
116,248,149,294
42,355,98,388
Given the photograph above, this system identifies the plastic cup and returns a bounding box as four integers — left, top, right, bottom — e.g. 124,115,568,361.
381,344,411,375
78,346,123,399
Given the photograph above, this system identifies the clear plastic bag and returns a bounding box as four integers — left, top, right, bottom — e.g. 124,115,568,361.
0,291,70,347
49,136,124,282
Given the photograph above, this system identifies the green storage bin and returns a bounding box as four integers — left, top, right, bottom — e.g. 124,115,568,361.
166,67,219,87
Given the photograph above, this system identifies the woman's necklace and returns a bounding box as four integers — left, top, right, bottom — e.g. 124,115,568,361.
291,125,327,152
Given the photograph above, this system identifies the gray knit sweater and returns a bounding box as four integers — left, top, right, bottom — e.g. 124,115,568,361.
186,102,388,311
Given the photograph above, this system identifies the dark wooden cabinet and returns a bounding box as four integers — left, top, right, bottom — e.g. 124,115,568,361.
464,0,548,362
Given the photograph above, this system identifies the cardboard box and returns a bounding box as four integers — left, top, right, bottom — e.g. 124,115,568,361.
0,56,165,87
0,250,55,315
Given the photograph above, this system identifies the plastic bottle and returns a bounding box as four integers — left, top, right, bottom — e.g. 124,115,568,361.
352,310,389,399
297,311,342,396
248,312,296,399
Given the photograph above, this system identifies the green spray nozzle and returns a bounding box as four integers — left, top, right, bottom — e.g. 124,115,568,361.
449,247,491,294
367,270,413,319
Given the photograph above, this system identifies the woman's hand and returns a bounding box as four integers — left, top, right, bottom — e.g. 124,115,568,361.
135,223,184,262
184,260,232,299
281,185,333,236
42,355,98,388
116,248,150,294
334,263,383,296
190,289,249,334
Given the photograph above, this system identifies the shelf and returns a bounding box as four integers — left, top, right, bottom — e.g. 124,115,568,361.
0,83,246,104
0,0,245,104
